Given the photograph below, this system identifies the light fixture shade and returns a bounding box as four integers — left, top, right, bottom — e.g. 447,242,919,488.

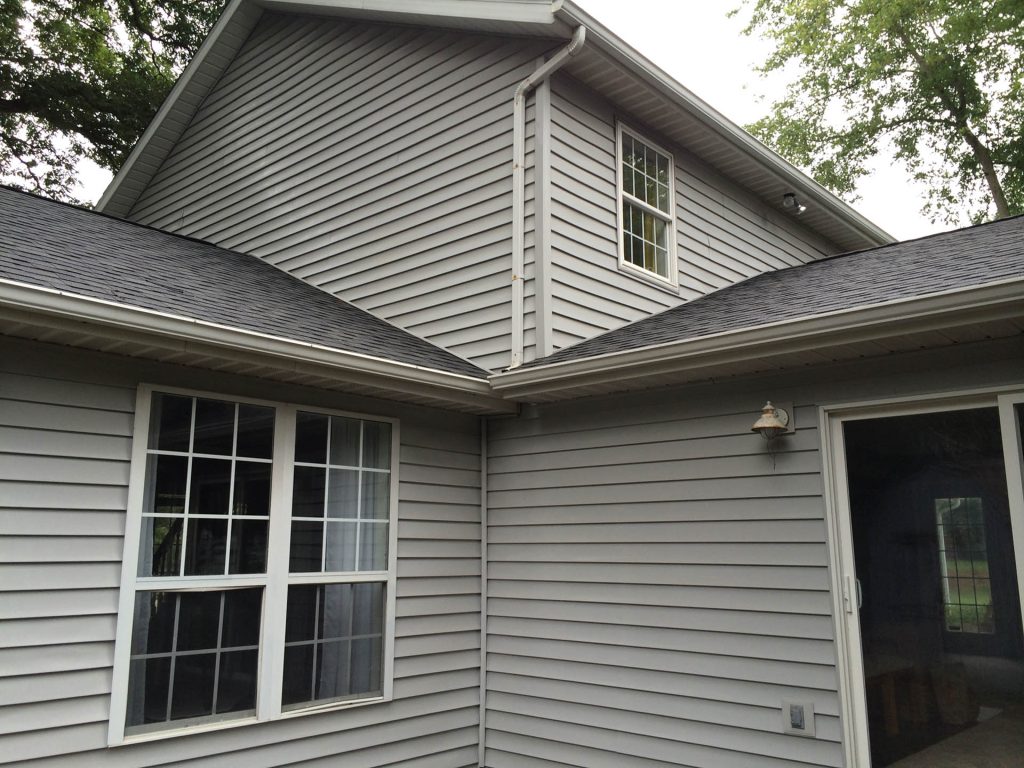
752,401,789,439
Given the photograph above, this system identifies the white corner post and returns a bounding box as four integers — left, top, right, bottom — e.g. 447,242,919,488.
509,25,586,369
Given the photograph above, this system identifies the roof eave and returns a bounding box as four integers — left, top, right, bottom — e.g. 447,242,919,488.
0,279,515,415
489,278,1024,399
555,1,893,249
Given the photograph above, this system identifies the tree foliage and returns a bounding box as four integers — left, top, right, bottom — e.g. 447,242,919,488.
737,0,1024,223
1,0,221,201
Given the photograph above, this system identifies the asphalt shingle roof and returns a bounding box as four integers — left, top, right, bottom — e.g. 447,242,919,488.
0,187,487,379
525,214,1024,368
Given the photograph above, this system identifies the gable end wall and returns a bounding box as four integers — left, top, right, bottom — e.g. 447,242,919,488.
127,14,555,372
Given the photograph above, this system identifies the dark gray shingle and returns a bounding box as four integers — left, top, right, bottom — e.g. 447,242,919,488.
526,214,1024,368
0,187,487,378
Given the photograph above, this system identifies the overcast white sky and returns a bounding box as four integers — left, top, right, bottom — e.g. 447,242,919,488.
80,0,946,240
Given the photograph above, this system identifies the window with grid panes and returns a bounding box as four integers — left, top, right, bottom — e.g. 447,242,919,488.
111,388,396,742
617,125,676,282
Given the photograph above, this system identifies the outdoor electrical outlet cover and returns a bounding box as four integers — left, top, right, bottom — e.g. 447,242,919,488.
782,701,815,737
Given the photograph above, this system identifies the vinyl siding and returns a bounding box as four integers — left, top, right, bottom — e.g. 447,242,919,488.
482,338,1024,767
127,14,554,372
546,74,838,353
0,338,482,767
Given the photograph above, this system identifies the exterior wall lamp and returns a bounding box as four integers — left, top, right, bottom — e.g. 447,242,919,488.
752,401,791,441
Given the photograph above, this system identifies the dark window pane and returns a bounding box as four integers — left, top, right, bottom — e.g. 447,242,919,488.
216,649,258,715
193,398,235,456
229,519,268,574
170,652,216,720
282,645,314,706
233,462,271,516
292,466,326,518
176,591,221,651
236,404,274,459
350,636,382,696
149,393,192,452
126,656,171,726
327,469,359,519
362,421,391,469
360,472,389,520
221,588,262,648
189,458,232,516
139,516,183,577
184,517,227,575
315,639,351,700
352,583,384,636
286,585,319,643
295,412,328,464
321,584,354,641
146,455,187,515
289,521,323,573
131,591,177,655
325,521,357,572
329,416,361,467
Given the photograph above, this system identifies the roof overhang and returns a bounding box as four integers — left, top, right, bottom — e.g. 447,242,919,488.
0,279,516,415
490,278,1024,401
97,0,892,251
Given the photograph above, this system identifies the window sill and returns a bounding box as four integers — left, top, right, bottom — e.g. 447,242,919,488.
112,695,389,747
617,261,681,296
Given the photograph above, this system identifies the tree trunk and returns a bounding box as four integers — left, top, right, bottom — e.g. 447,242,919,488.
961,128,1011,219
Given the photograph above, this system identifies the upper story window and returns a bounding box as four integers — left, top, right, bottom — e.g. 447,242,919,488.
109,387,397,744
617,124,677,284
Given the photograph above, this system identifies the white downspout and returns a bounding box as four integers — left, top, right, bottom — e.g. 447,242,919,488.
477,418,489,767
509,26,586,369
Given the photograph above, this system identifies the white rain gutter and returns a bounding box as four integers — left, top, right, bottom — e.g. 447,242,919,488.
0,278,517,414
491,277,1024,398
509,25,587,369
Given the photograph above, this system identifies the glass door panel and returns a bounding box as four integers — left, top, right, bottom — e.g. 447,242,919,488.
843,407,1024,766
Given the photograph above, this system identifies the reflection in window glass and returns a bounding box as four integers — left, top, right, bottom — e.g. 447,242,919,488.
127,589,262,730
140,394,274,578
619,130,673,280
936,497,994,633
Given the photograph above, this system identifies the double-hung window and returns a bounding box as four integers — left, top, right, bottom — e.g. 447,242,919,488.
617,124,677,284
109,386,398,743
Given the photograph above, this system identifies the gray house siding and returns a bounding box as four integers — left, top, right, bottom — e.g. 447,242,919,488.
545,74,839,353
127,14,554,372
482,338,1024,767
0,338,482,767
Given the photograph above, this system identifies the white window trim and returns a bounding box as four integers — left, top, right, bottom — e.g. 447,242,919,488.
108,384,399,745
615,121,679,288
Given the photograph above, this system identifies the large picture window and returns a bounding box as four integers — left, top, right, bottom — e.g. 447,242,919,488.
617,124,677,284
110,387,397,743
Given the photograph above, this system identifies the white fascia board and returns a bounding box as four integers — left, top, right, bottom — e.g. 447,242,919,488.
97,0,259,215
490,278,1024,396
0,279,514,412
257,0,557,24
555,1,893,248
